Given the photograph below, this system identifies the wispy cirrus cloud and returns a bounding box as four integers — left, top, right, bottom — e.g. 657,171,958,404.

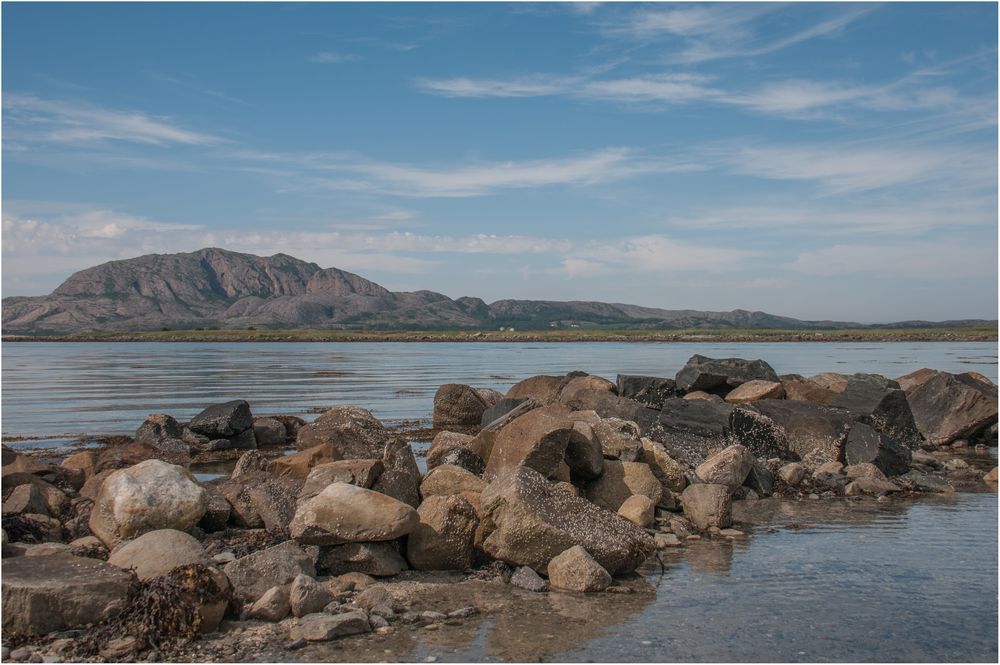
2,94,221,146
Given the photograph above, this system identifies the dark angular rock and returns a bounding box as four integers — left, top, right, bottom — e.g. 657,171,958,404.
371,439,421,508
743,460,774,497
616,375,678,410
317,541,408,577
188,400,253,438
746,400,853,468
481,398,531,427
433,384,490,428
729,407,792,459
842,423,911,476
648,398,734,466
901,370,998,446
830,374,922,448
674,355,780,394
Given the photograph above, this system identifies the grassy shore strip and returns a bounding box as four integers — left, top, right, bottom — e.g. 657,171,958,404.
2,326,996,343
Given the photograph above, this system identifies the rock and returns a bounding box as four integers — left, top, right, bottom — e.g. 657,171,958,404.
985,467,998,483
300,459,384,500
683,391,722,402
727,407,791,460
354,584,394,611
88,460,207,549
2,483,55,517
562,419,604,480
222,540,316,605
93,441,165,474
247,585,290,622
743,460,774,497
290,483,418,545
844,477,901,497
253,417,288,447
406,494,479,570
271,415,307,440
433,384,490,428
317,542,408,577
559,375,616,403
780,374,841,404
654,533,682,548
483,407,574,482
215,473,299,531
647,398,734,465
778,463,806,486
2,554,132,635
371,438,421,508
188,400,253,439
296,406,390,458
680,484,732,530
584,460,662,511
510,566,547,592
743,400,853,468
845,463,888,482
426,441,485,476
831,374,921,447
592,417,643,461
289,573,334,617
617,495,655,527
135,413,184,445
480,398,531,427
639,438,686,494
547,545,611,593
290,611,370,641
725,380,786,403
817,461,844,475
480,466,653,575
842,422,911,476
69,535,107,559
809,372,851,394
61,451,96,483
897,470,953,493
695,445,753,491
107,529,208,580
270,444,341,479
617,375,677,409
506,375,572,405
198,490,232,532
339,571,377,590
675,354,780,394
420,464,486,498
902,370,998,446
231,450,269,478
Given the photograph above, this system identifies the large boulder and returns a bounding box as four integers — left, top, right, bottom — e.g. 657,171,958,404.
296,406,390,458
482,408,574,482
2,554,133,635
780,374,841,405
222,540,316,605
547,545,612,593
479,466,654,575
900,370,998,446
426,432,485,475
558,375,616,403
420,464,486,498
639,438,687,494
591,417,643,461
742,400,853,468
584,461,663,511
371,438,421,508
406,494,480,570
563,420,604,480
433,384,491,428
134,414,185,448
830,374,922,447
253,417,288,447
316,542,408,577
481,398,532,427
616,375,678,409
107,529,209,580
290,483,419,545
506,375,573,405
695,444,753,491
89,460,207,549
675,355,780,394
215,473,299,531
728,407,792,459
842,423,911,476
680,484,732,530
648,398,734,465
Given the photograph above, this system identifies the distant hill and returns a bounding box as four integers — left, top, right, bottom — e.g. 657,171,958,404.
2,248,995,335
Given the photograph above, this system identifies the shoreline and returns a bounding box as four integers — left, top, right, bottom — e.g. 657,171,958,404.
3,327,997,344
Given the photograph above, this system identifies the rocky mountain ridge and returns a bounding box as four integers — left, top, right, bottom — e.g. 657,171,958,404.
2,248,994,335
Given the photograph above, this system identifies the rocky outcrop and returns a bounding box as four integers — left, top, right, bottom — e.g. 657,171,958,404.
899,370,998,445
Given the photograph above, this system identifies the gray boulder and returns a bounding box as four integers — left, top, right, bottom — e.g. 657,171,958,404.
842,422,911,476
317,542,408,577
900,370,998,446
188,400,254,439
296,406,390,458
675,354,780,394
616,375,678,409
107,529,209,580
830,374,922,447
222,540,316,605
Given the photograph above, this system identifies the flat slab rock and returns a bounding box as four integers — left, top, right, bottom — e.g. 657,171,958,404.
2,553,133,635
289,611,371,641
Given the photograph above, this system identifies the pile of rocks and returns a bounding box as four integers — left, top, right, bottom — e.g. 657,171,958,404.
1,354,996,661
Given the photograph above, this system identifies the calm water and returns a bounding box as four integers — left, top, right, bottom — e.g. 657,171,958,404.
1,341,997,661
1,341,996,442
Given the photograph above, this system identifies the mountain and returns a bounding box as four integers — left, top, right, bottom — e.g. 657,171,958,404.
2,248,994,335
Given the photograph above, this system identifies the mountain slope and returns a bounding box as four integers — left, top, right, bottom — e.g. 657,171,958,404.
2,248,994,335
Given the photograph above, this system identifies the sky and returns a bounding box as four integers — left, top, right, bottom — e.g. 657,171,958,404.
2,1,997,322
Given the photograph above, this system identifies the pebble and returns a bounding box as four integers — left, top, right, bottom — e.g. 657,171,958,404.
421,611,448,622
424,624,441,631
719,528,745,538
808,493,820,500
654,533,682,548
447,607,479,619
286,638,307,651
370,615,390,629
424,657,438,663
686,535,701,541
212,551,237,564
11,648,31,662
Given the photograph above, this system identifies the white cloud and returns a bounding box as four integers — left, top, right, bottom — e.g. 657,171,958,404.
3,94,220,146
791,241,997,280
307,51,361,64
414,75,577,98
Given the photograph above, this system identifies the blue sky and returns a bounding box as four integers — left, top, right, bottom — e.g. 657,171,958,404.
2,2,997,322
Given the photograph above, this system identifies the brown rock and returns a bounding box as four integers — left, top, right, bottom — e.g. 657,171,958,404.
725,380,786,404
253,417,288,447
247,585,290,622
617,495,655,527
371,438,421,508
845,462,888,482
680,484,732,530
317,542,408,577
289,483,419,545
269,444,341,479
419,464,486,499
406,494,479,570
683,391,723,402
547,545,611,593
564,420,604,480
222,540,316,605
483,408,574,482
639,438,687,494
844,477,901,496
694,444,754,491
107,529,208,580
585,460,663,511
432,384,490,428
507,374,573,405
299,459,384,500
559,375,616,403
296,406,390,459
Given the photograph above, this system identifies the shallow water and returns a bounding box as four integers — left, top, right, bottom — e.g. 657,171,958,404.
2,341,996,444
